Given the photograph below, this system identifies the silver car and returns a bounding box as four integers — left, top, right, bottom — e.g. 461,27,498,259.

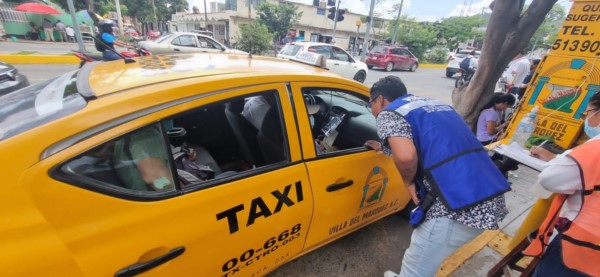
139,32,246,55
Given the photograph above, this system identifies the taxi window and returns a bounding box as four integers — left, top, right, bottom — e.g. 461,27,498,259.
301,88,378,155
332,47,350,62
308,46,332,59
164,90,288,187
172,35,197,47
57,123,177,198
0,71,86,142
55,90,289,199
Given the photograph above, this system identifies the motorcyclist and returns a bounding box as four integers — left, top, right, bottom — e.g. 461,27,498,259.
464,50,478,82
96,19,133,61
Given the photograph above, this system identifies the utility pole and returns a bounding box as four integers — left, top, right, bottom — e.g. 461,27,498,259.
354,20,361,56
203,0,209,30
66,0,85,52
331,0,341,45
115,0,124,36
390,0,403,45
360,0,376,61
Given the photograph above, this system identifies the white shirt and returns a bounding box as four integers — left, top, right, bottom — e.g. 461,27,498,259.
504,56,530,86
65,27,74,36
469,56,478,69
242,96,271,130
537,134,600,220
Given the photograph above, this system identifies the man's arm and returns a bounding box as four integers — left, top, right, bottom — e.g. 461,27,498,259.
388,136,419,203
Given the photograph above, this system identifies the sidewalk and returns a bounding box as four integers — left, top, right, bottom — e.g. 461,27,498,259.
438,166,540,277
0,39,102,64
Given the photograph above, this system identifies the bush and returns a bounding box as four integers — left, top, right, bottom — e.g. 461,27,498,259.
235,23,273,55
423,46,449,64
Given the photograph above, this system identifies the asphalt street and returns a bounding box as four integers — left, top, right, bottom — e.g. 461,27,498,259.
14,63,457,104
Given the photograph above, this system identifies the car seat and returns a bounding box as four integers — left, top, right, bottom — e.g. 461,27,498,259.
224,99,264,167
257,107,286,164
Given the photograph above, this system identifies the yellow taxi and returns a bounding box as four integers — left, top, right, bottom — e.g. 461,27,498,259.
0,52,410,276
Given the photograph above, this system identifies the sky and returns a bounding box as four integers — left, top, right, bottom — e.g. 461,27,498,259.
189,0,573,22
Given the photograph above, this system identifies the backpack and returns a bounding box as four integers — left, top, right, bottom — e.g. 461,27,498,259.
94,34,107,52
459,56,471,70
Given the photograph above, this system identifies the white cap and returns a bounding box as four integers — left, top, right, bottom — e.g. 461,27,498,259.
307,104,320,115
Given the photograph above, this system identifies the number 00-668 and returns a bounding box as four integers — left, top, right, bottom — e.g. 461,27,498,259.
552,39,600,53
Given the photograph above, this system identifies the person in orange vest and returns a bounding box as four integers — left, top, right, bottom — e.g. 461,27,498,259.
525,91,600,276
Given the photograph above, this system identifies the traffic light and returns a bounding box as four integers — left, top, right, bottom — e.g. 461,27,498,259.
327,7,336,20
336,9,345,22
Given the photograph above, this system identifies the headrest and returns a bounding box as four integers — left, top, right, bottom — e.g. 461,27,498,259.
225,99,245,113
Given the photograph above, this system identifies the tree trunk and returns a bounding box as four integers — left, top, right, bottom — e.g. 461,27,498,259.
452,0,558,130
86,0,94,12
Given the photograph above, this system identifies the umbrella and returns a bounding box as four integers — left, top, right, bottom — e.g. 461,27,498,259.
14,3,61,15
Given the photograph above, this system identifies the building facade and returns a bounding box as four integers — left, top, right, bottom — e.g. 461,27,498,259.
170,0,390,51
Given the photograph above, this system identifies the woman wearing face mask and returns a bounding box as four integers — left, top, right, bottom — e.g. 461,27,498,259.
525,91,600,276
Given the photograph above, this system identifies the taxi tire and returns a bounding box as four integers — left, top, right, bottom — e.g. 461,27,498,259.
353,71,366,83
385,62,394,72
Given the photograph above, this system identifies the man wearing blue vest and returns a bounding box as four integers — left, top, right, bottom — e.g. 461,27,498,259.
364,76,510,277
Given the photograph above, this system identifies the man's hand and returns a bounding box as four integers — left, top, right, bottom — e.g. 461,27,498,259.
530,146,556,162
364,140,381,151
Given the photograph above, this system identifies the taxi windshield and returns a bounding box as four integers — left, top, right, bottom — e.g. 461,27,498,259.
0,71,86,141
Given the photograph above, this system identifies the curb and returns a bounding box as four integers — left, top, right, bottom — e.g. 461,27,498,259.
0,54,79,64
419,64,446,69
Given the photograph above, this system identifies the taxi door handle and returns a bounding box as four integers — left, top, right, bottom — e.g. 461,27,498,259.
326,180,354,192
174,48,181,51
115,246,185,277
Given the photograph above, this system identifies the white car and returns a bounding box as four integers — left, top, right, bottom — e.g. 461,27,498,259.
277,42,368,83
446,49,481,78
139,32,246,55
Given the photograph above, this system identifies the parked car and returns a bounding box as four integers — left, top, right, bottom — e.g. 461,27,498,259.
147,29,161,40
139,32,246,55
124,27,142,41
277,42,368,83
365,46,419,72
0,52,410,276
446,49,481,78
0,61,29,96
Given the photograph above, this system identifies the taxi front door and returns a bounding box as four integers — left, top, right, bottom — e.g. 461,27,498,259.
289,82,410,252
22,84,313,277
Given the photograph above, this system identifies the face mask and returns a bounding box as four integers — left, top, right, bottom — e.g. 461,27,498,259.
584,118,600,138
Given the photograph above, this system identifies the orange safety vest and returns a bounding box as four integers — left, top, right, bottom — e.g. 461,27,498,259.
523,139,600,276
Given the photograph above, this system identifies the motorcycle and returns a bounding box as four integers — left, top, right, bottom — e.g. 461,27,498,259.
72,46,151,68
454,68,471,88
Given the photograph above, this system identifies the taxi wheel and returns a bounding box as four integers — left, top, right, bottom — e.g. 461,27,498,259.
409,63,418,72
385,62,394,72
354,71,366,83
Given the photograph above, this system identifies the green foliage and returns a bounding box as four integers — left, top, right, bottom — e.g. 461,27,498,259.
390,16,438,60
236,23,273,55
97,2,128,17
256,2,302,41
526,4,566,51
50,0,92,11
435,15,485,50
423,46,449,64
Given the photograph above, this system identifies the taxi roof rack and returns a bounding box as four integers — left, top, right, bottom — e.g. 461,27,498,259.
289,51,328,70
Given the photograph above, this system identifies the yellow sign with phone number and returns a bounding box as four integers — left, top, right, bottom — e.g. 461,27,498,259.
551,1,600,58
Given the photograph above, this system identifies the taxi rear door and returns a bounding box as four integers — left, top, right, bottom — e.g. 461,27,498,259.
289,82,411,252
22,83,313,277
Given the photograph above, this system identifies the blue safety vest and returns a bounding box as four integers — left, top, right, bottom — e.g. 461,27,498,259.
385,94,510,211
